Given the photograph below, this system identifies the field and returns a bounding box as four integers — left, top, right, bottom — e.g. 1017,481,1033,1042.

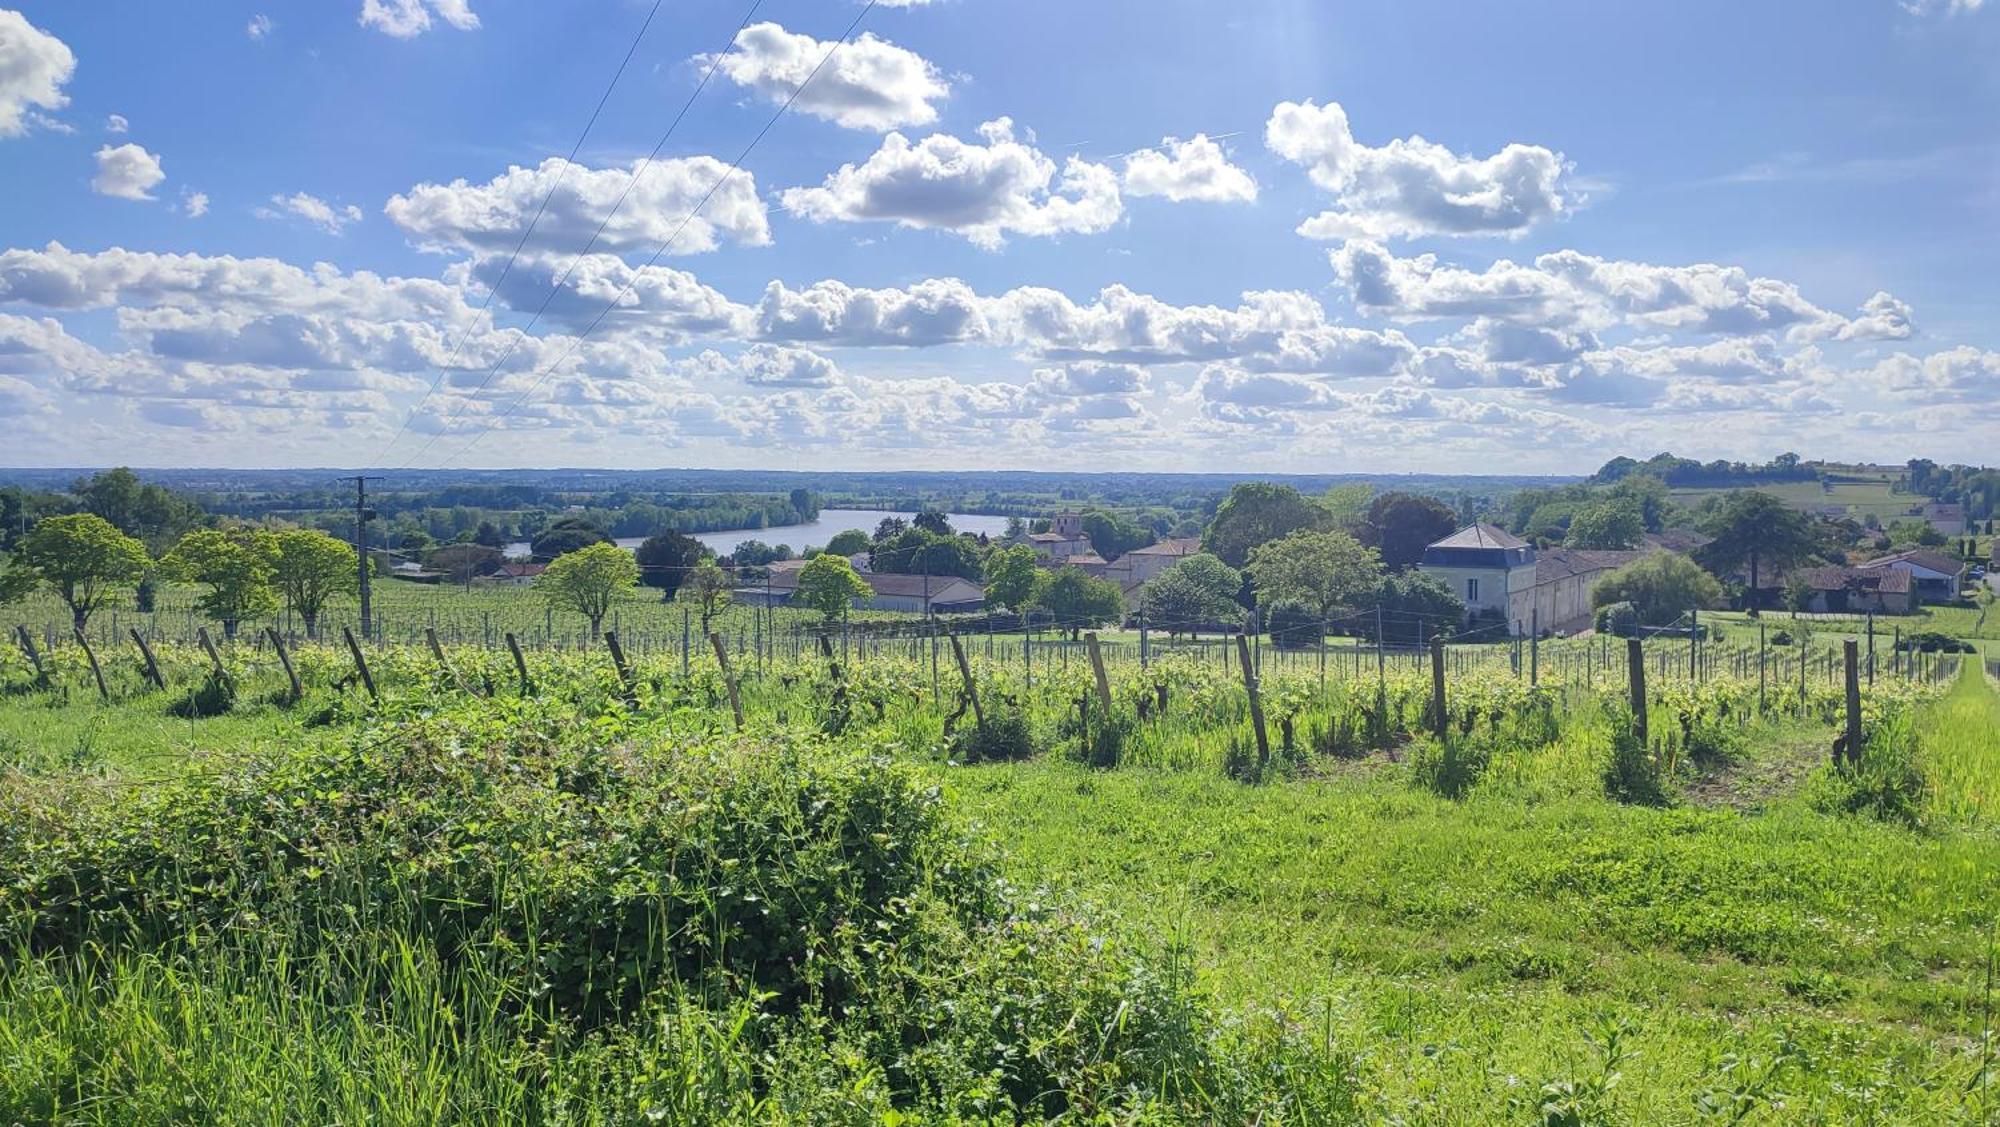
1,597,1997,1122
1665,471,1918,524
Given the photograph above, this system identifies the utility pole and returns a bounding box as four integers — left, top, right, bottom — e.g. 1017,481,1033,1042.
340,476,384,642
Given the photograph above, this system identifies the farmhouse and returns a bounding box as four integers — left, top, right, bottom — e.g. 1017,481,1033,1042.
1856,548,1965,604
478,561,545,587
1022,511,1091,560
1783,566,1913,614
1919,502,1967,536
1418,524,1668,636
737,566,985,615
1106,537,1203,586
1060,551,1110,578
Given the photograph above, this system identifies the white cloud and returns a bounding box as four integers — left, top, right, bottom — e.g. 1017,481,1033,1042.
256,192,364,235
105,113,128,134
0,9,75,138
1901,0,1985,14
705,22,948,131
359,0,479,38
386,156,771,258
180,189,209,218
733,343,841,387
1867,346,2000,401
1122,134,1258,203
779,118,1122,249
91,144,165,201
756,276,988,346
1265,99,1570,240
247,14,274,40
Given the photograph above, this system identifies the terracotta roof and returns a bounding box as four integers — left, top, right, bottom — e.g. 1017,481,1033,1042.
1793,566,1910,594
498,561,546,578
1534,548,1647,583
1429,523,1528,551
1064,552,1108,567
1027,531,1084,543
1859,549,1964,576
1126,537,1203,557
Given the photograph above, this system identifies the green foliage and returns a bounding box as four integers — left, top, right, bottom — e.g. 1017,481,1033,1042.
1805,711,1929,827
1265,601,1323,649
1203,482,1333,568
1602,711,1672,806
529,516,611,561
795,554,871,622
1358,572,1465,643
632,530,708,596
1591,552,1722,626
869,527,981,581
162,529,282,639
946,708,1035,763
70,467,203,552
1142,552,1241,634
269,529,358,637
1034,568,1127,637
1565,500,1645,549
675,558,733,632
1357,491,1460,571
1698,490,1817,597
821,528,871,557
10,513,151,630
1246,528,1382,618
1411,732,1493,799
1080,509,1151,559
533,542,639,637
1595,601,1640,638
981,543,1039,612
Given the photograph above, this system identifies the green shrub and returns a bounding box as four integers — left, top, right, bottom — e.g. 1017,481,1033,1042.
1805,711,1928,827
1594,601,1638,638
1602,710,1671,806
1412,732,1492,799
946,708,1035,763
166,671,235,719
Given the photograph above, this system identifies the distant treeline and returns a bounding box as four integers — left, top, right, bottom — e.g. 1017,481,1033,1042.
1590,452,1820,488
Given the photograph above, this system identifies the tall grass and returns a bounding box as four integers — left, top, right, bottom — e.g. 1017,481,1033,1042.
1920,664,2000,825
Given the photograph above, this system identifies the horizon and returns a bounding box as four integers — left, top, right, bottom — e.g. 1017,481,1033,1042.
3,2,1997,472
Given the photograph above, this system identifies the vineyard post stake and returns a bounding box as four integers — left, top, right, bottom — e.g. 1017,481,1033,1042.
15,624,48,689
707,631,743,729
130,627,166,691
73,627,109,701
604,630,637,704
949,632,984,731
1756,621,1766,714
196,627,231,687
266,627,302,702
342,626,377,701
1530,607,1539,686
425,626,468,695
1236,632,1270,769
1429,635,1447,740
505,632,533,696
1626,637,1647,747
1841,639,1862,768
1084,631,1113,715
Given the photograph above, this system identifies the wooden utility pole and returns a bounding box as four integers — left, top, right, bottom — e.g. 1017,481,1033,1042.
339,476,384,642
1236,632,1270,768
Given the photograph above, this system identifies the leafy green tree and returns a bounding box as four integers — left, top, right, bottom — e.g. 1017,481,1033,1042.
1697,491,1816,611
71,467,203,551
1320,483,1374,531
1359,573,1466,644
795,554,872,623
530,517,611,562
1357,491,1459,571
912,509,953,535
162,529,280,640
534,542,639,640
634,530,709,598
729,539,793,567
1245,529,1383,627
788,488,818,519
1034,569,1127,640
1203,482,1333,568
8,513,151,630
677,559,734,634
1591,552,1723,627
823,529,872,557
1080,510,1150,560
269,529,357,639
870,528,982,581
1565,501,1645,550
1141,553,1241,639
983,544,1041,614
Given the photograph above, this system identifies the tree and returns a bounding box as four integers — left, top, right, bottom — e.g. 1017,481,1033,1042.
1202,482,1333,568
729,539,792,567
1565,501,1645,550
1034,569,1127,639
1141,553,1241,639
1591,552,1723,627
635,530,709,598
912,508,953,535
870,528,982,581
71,467,202,551
677,559,733,634
1245,529,1383,628
983,544,1040,614
823,529,871,557
270,529,357,640
535,542,638,640
8,513,151,631
162,529,280,640
1321,483,1375,531
1358,573,1466,644
530,517,611,562
795,554,871,623
1357,492,1458,572
1697,491,1816,612
789,488,817,519
1080,510,1150,560
873,516,909,542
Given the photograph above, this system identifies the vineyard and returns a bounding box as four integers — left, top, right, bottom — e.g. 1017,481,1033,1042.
1,609,1996,1122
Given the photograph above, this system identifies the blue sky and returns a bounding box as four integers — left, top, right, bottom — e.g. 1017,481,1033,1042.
1,0,1995,472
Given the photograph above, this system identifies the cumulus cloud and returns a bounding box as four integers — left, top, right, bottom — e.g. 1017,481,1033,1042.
1868,346,2000,400
778,118,1122,249
1265,99,1571,240
733,343,841,387
705,22,948,131
1122,134,1258,203
247,14,274,40
91,144,166,201
180,189,209,218
256,192,364,234
359,0,478,38
387,156,771,258
756,276,988,346
0,8,73,138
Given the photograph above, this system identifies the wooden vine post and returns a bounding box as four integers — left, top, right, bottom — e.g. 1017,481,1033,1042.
196,627,231,687
1236,632,1270,768
1084,631,1114,717
73,627,109,701
1626,637,1647,747
1429,636,1448,740
708,631,744,729
1841,638,1862,768
341,626,377,701
424,626,468,694
14,625,48,689
505,632,533,696
265,627,302,702
130,627,166,691
948,632,985,731
604,630,637,705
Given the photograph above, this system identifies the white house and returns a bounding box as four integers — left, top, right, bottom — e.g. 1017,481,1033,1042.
1857,548,1965,605
1920,502,1967,536
1418,525,1539,632
1024,511,1091,560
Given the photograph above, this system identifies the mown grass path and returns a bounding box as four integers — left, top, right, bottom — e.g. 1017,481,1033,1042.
1923,662,2000,826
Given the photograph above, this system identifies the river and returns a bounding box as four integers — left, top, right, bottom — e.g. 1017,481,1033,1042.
505,508,1014,559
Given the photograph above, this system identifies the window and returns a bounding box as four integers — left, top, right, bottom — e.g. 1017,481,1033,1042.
1466,577,1480,602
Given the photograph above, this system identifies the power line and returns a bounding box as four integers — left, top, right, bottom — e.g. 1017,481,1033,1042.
398,0,772,471
423,1,880,473
372,0,671,468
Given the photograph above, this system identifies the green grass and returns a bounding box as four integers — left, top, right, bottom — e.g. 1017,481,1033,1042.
1922,663,2000,825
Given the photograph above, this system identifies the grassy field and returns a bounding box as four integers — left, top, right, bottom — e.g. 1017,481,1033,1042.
0,615,1994,1120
